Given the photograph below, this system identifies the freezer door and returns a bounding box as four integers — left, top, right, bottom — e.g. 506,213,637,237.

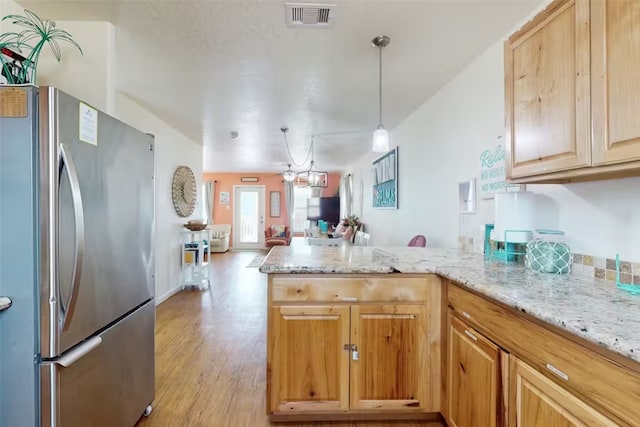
0,86,40,427
39,87,155,357
40,299,155,427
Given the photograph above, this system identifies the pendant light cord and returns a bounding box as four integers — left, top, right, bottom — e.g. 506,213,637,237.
283,131,313,168
378,43,383,126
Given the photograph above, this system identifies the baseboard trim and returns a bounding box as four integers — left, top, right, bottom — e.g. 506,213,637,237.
156,285,182,306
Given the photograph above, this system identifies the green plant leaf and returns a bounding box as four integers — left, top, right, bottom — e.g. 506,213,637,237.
23,9,46,33
47,38,61,61
1,9,83,82
48,29,83,54
3,14,41,33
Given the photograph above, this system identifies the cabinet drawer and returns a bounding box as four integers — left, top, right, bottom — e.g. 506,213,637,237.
270,275,437,303
448,284,640,425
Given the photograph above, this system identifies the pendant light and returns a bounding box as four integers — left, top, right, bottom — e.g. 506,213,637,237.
371,35,390,153
283,164,296,181
296,136,328,188
280,127,310,181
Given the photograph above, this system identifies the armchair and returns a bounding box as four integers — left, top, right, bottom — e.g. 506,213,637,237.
209,224,231,253
265,225,291,248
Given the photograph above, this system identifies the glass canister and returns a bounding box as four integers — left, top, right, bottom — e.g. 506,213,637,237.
525,230,572,274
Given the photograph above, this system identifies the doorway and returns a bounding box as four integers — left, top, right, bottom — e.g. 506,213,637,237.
233,186,266,250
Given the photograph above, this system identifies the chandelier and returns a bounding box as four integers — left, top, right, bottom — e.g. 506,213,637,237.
296,137,328,188
280,128,327,187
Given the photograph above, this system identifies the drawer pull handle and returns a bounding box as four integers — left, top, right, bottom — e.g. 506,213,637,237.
342,297,358,302
546,363,569,381
464,329,478,341
462,311,471,320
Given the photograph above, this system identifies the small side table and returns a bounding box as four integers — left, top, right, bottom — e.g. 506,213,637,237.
180,228,211,290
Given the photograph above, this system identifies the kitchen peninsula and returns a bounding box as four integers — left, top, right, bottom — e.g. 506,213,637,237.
260,246,640,425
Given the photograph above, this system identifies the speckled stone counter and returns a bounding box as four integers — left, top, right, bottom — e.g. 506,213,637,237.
260,246,640,364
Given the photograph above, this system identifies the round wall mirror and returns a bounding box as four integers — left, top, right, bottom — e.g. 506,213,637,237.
171,166,197,217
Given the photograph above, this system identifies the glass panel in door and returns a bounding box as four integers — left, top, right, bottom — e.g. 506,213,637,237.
240,191,259,244
234,186,265,249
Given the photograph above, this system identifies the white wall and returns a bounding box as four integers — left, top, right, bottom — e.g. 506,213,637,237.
0,0,22,25
115,93,203,304
37,21,115,114
347,41,640,262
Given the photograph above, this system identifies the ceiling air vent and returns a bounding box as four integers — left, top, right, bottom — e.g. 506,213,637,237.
285,3,336,28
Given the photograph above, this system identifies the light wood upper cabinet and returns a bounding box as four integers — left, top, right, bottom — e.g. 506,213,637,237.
506,0,640,182
509,356,617,426
269,305,350,413
350,304,429,411
505,0,591,178
447,315,504,427
591,0,640,165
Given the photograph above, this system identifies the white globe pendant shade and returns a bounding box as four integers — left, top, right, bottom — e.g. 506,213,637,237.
372,126,389,152
282,164,296,181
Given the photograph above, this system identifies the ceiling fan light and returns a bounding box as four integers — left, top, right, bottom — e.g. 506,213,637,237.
372,126,389,152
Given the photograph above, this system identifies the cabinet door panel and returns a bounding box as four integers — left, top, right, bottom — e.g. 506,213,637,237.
592,0,640,165
509,357,617,426
505,0,590,178
270,305,350,413
350,305,429,411
448,315,502,427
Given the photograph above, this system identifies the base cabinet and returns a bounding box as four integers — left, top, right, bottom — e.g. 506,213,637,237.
269,305,350,413
447,314,504,427
350,305,429,411
509,357,617,426
270,303,430,416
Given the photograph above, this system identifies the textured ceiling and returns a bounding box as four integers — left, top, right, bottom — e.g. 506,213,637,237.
19,0,542,173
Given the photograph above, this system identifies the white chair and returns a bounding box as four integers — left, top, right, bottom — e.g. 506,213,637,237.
354,231,370,246
209,224,231,252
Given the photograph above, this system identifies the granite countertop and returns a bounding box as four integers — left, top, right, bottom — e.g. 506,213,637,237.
260,246,640,364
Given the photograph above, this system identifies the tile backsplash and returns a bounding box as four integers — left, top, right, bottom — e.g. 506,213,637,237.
572,253,640,285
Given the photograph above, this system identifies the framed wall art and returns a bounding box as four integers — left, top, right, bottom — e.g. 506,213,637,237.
372,147,398,209
220,191,230,205
270,191,281,217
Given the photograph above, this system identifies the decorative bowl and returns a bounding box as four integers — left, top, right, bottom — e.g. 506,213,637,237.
184,223,208,231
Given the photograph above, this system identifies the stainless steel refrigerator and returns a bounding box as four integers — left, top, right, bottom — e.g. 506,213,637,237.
0,86,155,427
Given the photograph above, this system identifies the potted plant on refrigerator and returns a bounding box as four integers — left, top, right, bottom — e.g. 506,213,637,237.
0,9,82,84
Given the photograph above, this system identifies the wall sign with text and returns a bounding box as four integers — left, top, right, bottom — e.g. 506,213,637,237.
479,138,523,199
372,147,398,209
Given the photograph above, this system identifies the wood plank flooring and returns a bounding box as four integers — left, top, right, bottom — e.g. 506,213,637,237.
136,250,443,427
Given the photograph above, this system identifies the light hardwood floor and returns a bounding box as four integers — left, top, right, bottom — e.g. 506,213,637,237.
136,250,444,427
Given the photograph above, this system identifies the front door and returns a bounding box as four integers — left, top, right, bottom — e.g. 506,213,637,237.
233,185,265,249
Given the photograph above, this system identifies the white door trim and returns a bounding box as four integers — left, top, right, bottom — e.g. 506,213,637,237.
232,185,266,250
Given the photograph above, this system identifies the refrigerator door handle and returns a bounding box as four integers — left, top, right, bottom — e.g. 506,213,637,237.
54,336,102,367
59,143,85,331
